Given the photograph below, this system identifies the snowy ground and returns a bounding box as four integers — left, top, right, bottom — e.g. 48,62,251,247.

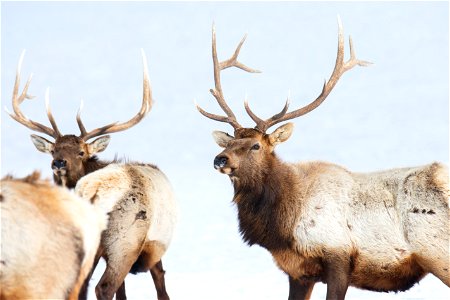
2,2,449,299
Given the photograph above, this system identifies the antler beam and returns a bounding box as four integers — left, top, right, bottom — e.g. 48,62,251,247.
245,17,372,132
77,49,152,141
6,50,62,139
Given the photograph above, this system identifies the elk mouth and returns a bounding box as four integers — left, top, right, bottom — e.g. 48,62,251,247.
217,166,236,176
52,167,67,177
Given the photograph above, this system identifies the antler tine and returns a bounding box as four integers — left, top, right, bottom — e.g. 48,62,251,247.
12,52,34,117
253,17,371,132
244,95,263,129
7,50,61,139
77,95,118,139
45,88,62,137
80,49,152,141
196,24,261,130
220,33,261,73
245,94,291,132
196,101,242,129
76,99,88,137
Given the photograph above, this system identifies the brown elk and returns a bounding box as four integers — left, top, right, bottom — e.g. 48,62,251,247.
196,20,449,299
7,51,178,300
7,50,151,190
0,172,107,300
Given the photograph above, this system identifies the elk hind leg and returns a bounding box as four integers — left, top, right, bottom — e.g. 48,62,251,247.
130,250,170,299
115,281,127,300
150,260,169,300
95,251,141,300
136,241,170,300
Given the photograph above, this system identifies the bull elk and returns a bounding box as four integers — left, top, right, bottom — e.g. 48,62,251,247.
196,20,449,299
0,172,107,300
7,51,178,300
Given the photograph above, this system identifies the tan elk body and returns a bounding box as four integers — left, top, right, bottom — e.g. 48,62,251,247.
197,21,450,299
0,172,107,300
7,51,178,300
75,162,178,300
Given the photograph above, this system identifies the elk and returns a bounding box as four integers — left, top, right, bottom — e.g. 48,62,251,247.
196,20,450,300
7,51,178,300
0,172,107,300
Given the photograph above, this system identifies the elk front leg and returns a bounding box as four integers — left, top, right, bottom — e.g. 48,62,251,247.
288,276,315,300
324,253,350,300
150,260,169,300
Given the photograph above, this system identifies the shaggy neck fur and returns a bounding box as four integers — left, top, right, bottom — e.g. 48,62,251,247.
54,156,111,189
232,153,299,251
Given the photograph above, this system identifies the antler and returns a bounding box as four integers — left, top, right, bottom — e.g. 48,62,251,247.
196,24,261,130
245,17,372,132
77,49,152,141
6,50,62,139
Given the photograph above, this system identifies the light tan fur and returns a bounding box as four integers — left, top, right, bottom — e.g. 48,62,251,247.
0,173,107,300
212,128,449,299
285,161,449,286
75,163,178,300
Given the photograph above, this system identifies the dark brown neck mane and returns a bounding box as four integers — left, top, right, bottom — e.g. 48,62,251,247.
54,156,111,189
84,156,111,175
232,154,299,251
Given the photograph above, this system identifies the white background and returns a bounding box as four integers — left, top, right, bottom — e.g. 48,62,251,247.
1,1,448,299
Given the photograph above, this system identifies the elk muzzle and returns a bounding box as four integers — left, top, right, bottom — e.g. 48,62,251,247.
52,159,67,169
214,155,228,169
52,159,68,177
214,154,237,176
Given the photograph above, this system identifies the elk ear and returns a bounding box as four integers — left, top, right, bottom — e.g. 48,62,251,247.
268,123,294,146
88,135,111,155
30,134,54,153
212,131,234,148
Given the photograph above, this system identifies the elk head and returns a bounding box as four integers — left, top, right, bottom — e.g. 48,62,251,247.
197,19,370,181
7,50,152,188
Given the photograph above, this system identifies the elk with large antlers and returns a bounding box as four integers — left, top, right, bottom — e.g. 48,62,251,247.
197,20,449,299
7,51,178,300
8,50,152,189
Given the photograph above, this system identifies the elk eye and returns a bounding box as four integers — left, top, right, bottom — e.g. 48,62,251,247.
251,143,260,150
50,150,54,155
78,151,85,157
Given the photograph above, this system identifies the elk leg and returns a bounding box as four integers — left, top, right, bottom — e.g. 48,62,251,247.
418,256,450,287
324,254,350,300
95,251,141,300
150,260,170,300
288,276,315,300
115,281,127,300
78,253,102,300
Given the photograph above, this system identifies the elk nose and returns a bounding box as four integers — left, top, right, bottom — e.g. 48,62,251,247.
214,156,228,169
53,159,67,169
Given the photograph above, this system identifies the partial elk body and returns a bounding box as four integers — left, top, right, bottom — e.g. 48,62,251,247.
196,20,449,300
75,162,178,300
0,172,107,300
7,51,178,300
